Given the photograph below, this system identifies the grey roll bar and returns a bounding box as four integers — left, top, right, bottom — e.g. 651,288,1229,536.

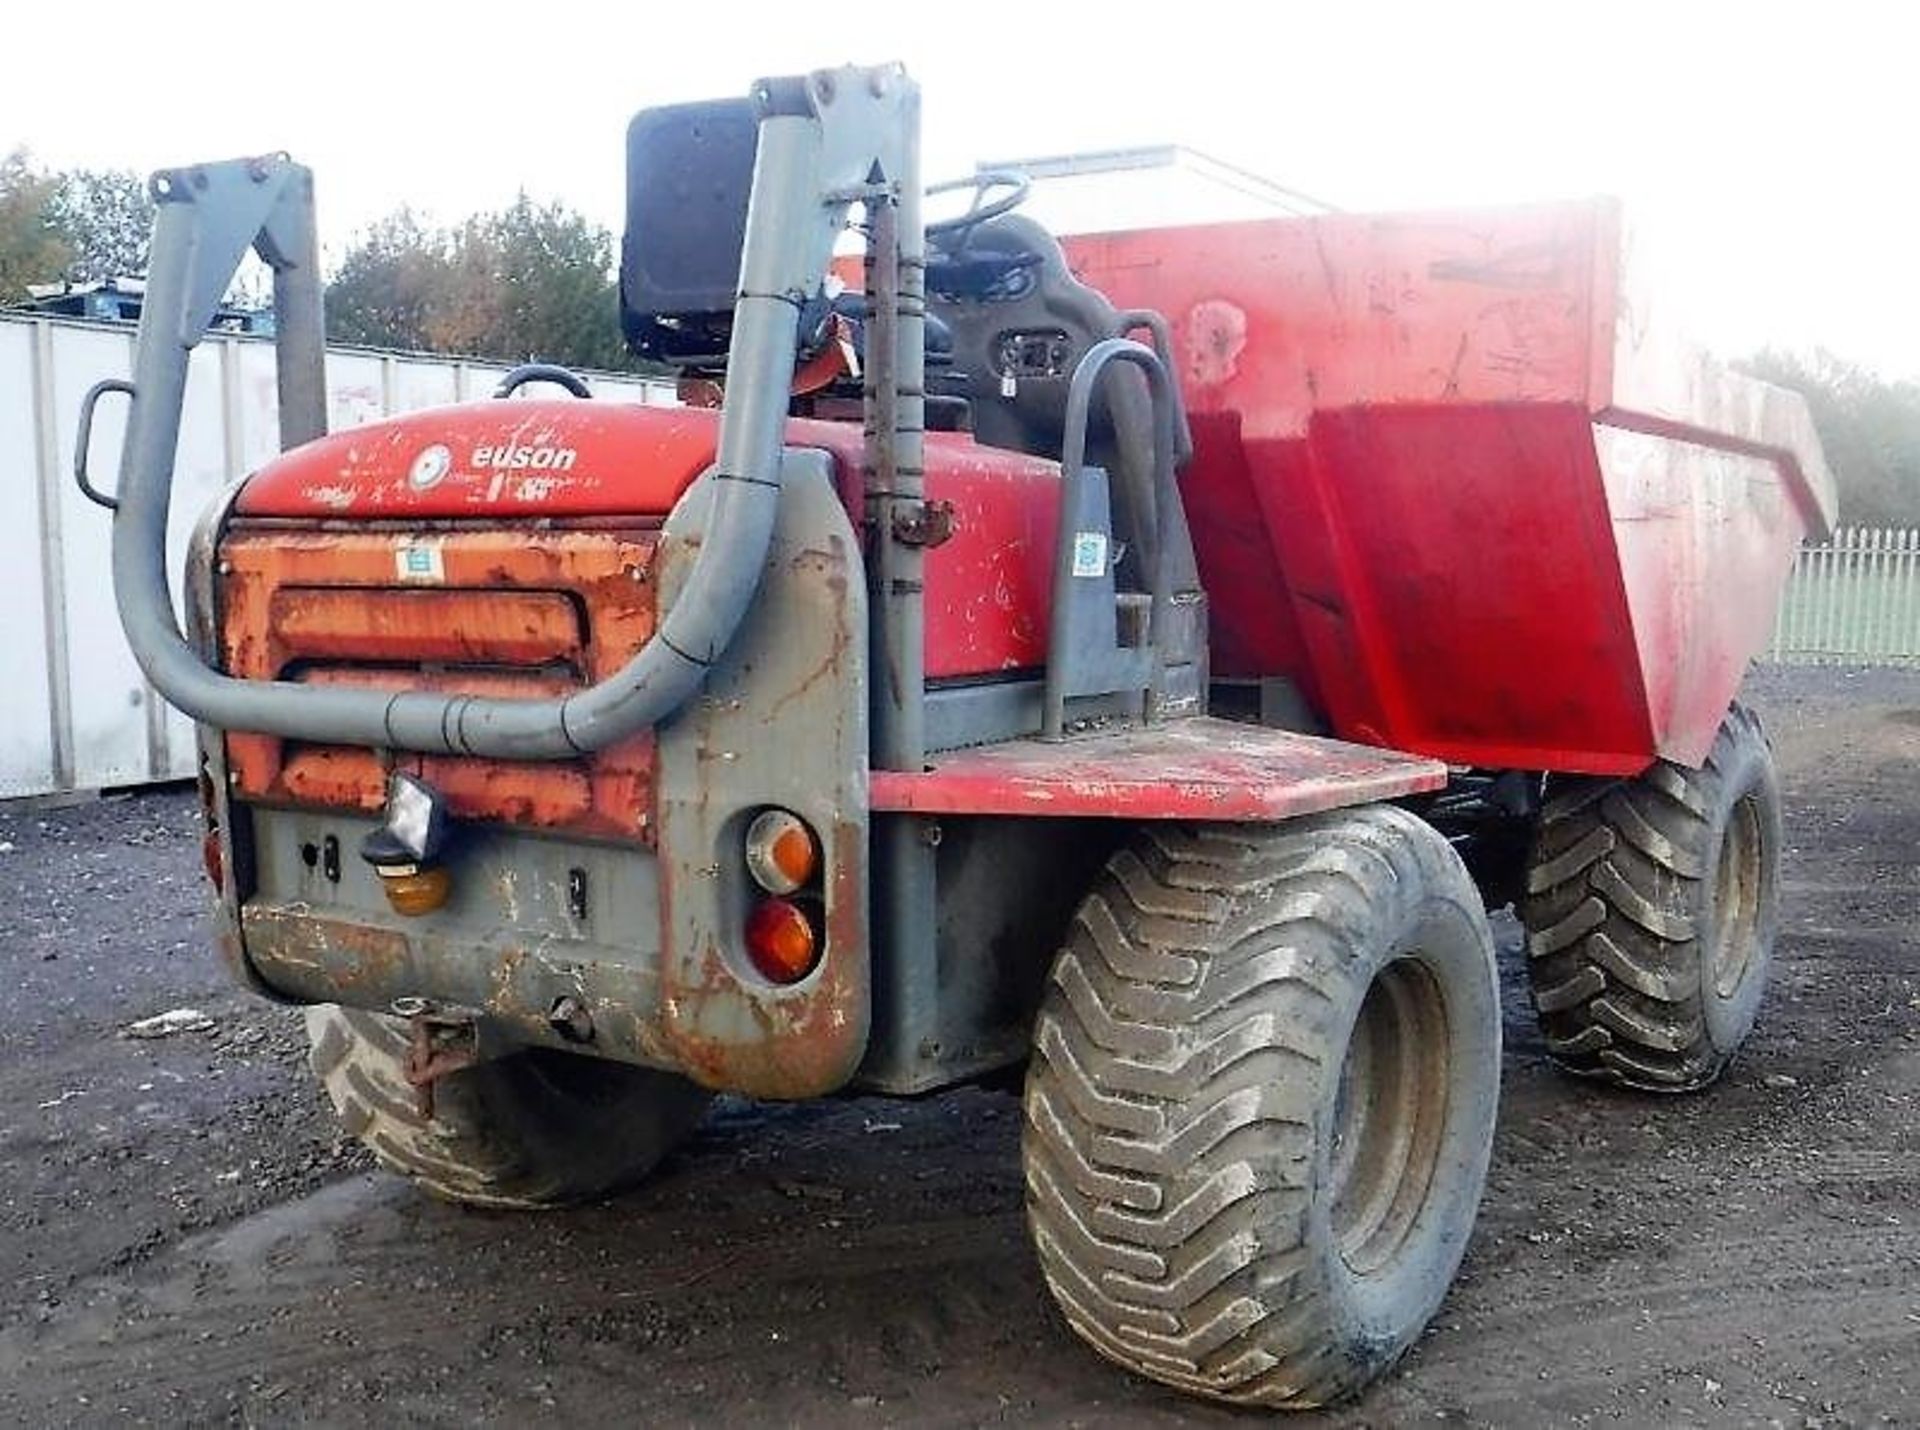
97,65,922,760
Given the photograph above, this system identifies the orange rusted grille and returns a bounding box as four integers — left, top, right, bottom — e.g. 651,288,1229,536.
220,524,658,840
268,587,586,668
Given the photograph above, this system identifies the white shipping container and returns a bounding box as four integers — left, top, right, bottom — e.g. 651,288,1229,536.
0,312,675,799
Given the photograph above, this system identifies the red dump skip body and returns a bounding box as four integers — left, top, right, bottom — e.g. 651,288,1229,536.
1067,200,1834,773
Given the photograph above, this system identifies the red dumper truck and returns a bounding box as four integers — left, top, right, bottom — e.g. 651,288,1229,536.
81,63,1833,1407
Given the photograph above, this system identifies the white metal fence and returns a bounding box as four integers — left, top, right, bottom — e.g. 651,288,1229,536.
1766,527,1920,668
1,312,675,799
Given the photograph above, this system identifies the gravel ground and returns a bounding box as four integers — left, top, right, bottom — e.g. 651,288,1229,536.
0,664,1915,1426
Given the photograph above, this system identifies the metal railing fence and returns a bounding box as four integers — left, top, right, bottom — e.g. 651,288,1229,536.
1767,526,1920,668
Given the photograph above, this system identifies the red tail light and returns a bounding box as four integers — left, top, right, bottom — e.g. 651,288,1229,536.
743,898,820,984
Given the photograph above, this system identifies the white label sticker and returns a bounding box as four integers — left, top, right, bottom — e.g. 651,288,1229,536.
1070,531,1108,578
394,542,445,582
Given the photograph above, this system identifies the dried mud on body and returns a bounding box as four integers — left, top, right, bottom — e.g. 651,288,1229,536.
1,665,1916,1426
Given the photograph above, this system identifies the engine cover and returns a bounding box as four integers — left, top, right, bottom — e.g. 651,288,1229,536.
234,400,1066,681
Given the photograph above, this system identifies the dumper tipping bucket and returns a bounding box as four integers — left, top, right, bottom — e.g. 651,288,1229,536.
1066,200,1835,774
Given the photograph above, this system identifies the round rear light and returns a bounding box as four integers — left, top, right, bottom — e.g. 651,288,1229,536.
743,898,820,984
744,809,819,895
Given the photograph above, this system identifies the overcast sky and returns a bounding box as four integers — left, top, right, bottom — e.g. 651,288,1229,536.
4,1,1912,376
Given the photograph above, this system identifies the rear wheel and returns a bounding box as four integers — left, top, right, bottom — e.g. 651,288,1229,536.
1022,808,1500,1408
1518,702,1780,1091
307,1006,712,1209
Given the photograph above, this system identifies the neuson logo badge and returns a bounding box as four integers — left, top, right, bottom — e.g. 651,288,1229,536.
472,442,578,471
408,443,452,490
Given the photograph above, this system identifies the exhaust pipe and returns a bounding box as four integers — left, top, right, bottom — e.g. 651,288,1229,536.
100,66,919,760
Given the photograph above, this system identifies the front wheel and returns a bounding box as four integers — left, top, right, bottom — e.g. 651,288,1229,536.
307,1006,713,1209
1022,808,1500,1408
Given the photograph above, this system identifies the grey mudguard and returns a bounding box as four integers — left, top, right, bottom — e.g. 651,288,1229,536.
651,448,872,1097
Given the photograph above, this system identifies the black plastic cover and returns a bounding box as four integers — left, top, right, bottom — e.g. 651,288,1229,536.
619,98,757,363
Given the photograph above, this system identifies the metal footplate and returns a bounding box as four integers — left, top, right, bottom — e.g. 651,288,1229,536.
869,717,1447,820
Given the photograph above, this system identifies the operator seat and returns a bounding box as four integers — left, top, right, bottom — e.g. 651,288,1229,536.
929,214,1191,592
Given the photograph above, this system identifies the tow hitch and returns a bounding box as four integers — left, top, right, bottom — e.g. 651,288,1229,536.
392,998,487,1119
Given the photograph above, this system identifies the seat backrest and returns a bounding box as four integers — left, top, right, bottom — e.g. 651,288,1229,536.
931,215,1180,589
620,98,758,364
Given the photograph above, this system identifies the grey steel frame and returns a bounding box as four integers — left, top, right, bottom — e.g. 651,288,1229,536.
89,66,924,764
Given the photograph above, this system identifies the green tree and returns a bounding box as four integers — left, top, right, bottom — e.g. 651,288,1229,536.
464,194,628,369
46,167,152,282
0,149,71,302
324,194,633,370
1741,349,1920,527
324,209,454,350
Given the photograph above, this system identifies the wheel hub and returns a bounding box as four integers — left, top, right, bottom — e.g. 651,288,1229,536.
1709,791,1766,999
1329,957,1451,1276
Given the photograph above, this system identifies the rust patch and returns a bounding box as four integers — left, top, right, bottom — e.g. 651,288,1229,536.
402,1010,480,1120
243,907,410,1001
268,586,585,667
278,748,388,813
486,946,530,1017
1186,298,1249,387
654,819,868,1098
220,524,659,842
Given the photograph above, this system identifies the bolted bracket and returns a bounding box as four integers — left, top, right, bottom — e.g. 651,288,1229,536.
890,498,955,548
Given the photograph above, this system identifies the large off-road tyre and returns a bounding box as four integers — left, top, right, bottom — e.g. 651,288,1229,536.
1519,702,1780,1092
306,1006,713,1210
1022,808,1501,1408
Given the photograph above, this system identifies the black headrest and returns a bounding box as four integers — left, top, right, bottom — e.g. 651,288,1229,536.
620,98,757,362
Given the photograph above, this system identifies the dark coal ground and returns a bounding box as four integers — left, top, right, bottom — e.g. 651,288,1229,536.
1,665,1915,1426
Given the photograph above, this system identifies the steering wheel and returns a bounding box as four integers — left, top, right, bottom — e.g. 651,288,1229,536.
924,169,1031,247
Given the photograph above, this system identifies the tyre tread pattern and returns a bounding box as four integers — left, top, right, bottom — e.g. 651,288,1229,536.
1518,702,1772,1091
307,1006,707,1209
1023,807,1480,1408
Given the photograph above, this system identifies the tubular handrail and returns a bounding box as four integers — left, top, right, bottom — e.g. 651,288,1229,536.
1111,309,1193,467
1042,338,1182,739
493,363,593,400
95,67,922,761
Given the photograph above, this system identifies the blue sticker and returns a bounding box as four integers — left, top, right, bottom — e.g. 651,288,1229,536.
1071,531,1108,578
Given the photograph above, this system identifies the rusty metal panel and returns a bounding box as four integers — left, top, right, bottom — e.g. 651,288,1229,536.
267,587,585,666
219,526,657,839
870,717,1445,820
237,807,671,1065
230,402,1067,682
220,453,871,1095
652,452,871,1099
